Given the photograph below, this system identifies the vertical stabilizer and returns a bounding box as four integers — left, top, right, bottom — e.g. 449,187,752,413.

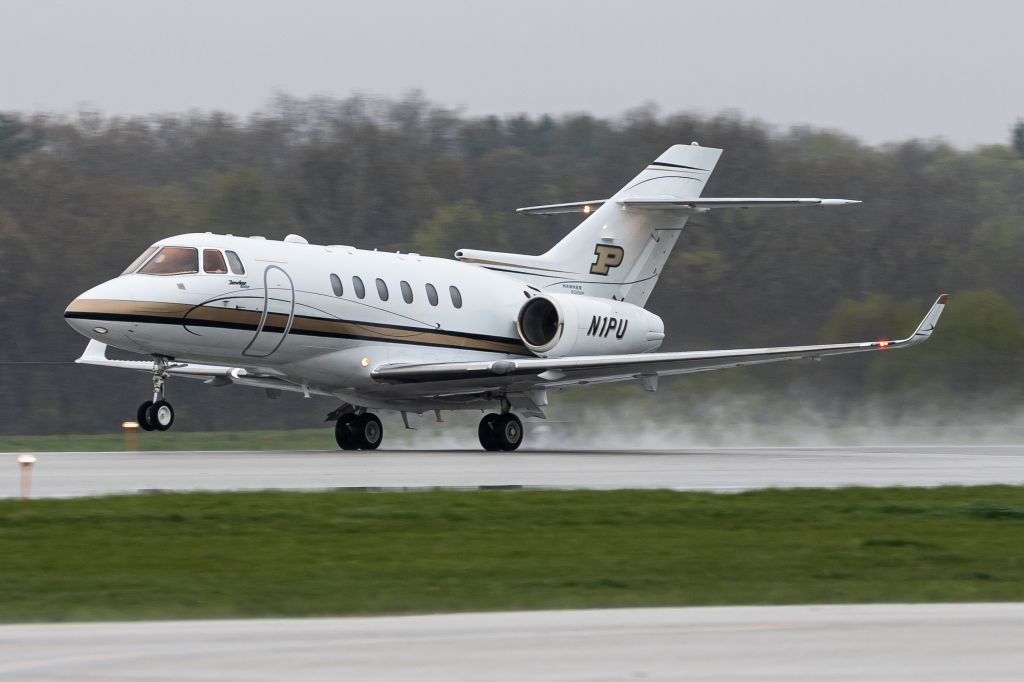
456,144,722,307
540,144,721,306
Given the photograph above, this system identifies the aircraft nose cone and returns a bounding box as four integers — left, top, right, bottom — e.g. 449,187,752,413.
65,295,84,317
65,283,105,318
65,295,101,337
64,280,122,339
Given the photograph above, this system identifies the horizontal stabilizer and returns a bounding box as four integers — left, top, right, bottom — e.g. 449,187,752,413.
517,197,859,215
516,200,608,215
620,197,861,210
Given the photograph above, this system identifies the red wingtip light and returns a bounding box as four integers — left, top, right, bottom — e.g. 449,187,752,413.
877,340,890,348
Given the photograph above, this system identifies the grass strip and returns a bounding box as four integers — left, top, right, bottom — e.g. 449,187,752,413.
1,486,1023,622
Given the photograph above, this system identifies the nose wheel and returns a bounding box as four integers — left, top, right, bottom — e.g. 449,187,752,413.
479,412,523,451
137,357,175,432
335,412,383,450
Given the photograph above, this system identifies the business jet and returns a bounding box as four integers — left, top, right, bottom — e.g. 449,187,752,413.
64,143,947,451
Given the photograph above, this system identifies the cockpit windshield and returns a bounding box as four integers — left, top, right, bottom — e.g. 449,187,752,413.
121,246,158,275
137,246,199,275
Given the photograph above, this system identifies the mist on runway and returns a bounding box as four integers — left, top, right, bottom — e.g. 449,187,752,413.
383,393,1024,452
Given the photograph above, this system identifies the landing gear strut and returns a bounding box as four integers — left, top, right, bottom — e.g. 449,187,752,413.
478,412,523,451
335,412,383,450
137,357,175,432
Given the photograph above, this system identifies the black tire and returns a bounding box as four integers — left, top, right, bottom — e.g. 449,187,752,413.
478,413,501,451
137,401,156,431
353,413,383,450
494,413,523,451
335,413,358,450
146,400,175,431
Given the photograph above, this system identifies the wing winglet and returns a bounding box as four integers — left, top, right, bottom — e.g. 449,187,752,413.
900,294,948,346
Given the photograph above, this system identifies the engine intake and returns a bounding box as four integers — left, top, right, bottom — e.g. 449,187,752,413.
516,293,665,358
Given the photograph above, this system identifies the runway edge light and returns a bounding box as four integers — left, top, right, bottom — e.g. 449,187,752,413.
122,421,140,451
17,454,37,500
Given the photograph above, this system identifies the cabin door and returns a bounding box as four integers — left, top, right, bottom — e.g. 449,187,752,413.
242,265,296,358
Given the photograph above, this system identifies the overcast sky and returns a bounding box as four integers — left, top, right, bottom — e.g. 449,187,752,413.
1,0,1021,147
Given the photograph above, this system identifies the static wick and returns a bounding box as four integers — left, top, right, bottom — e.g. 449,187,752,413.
18,454,37,500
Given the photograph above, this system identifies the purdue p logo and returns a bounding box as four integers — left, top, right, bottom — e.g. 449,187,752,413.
589,245,624,276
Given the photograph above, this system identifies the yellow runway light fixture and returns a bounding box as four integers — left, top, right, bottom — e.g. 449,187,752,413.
17,454,37,499
122,421,140,451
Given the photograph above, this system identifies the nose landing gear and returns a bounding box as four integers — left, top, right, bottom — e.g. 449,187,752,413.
137,357,175,432
478,412,523,451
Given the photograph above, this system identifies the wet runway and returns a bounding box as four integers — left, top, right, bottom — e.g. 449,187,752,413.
1,604,1022,681
2,445,1024,498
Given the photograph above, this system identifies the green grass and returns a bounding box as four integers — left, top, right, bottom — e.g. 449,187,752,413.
0,428,335,452
2,486,1024,622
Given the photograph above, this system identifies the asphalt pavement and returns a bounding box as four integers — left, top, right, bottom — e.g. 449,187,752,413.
3,445,1024,498
1,604,1021,681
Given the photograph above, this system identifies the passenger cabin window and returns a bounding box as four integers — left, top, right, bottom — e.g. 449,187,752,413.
330,274,343,296
352,276,366,299
400,280,413,304
225,250,245,275
139,246,199,275
122,246,158,275
449,285,463,309
203,249,228,274
425,283,439,306
375,278,389,301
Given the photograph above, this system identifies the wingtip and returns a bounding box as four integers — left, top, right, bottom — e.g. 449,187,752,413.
937,293,949,305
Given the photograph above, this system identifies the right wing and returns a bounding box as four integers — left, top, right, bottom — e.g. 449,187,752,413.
372,295,947,388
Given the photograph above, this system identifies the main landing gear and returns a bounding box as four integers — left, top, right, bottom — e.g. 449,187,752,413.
335,412,384,450
478,412,523,452
137,357,175,432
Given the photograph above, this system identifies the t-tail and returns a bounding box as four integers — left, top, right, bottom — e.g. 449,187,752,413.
455,143,858,307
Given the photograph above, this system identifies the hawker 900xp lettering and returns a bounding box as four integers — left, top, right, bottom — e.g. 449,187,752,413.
588,315,629,339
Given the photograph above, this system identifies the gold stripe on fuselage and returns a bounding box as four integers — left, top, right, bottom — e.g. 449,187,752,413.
65,299,527,355
65,298,193,318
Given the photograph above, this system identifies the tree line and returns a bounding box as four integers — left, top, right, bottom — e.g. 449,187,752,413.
1,93,1021,435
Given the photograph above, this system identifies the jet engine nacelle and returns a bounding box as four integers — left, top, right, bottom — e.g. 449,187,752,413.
516,293,665,358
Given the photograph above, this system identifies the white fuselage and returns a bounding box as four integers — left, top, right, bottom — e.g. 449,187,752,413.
65,233,538,410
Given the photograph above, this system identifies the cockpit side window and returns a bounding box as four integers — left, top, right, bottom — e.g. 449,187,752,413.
139,246,199,275
121,246,158,275
203,249,228,274
225,250,245,275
